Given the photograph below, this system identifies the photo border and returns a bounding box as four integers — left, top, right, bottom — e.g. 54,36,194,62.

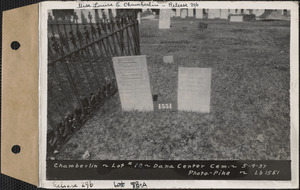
39,1,299,189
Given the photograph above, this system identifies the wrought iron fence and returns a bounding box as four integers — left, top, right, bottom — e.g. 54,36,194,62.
47,9,140,157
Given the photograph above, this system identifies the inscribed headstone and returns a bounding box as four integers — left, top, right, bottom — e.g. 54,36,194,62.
112,55,154,111
159,9,171,29
188,9,194,17
220,9,229,19
195,9,203,19
178,67,211,113
181,9,187,18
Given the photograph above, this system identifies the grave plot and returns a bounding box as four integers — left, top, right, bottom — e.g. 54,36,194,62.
47,10,140,158
52,17,290,161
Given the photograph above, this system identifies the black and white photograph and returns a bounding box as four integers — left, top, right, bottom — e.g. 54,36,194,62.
1,1,299,189
41,2,298,188
47,7,290,160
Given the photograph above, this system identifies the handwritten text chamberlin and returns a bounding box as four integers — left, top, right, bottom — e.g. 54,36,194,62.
76,2,201,9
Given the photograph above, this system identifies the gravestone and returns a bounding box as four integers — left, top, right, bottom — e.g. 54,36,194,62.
286,10,291,17
176,9,181,17
207,9,215,19
243,9,250,14
103,9,109,20
159,9,171,29
95,9,103,23
112,55,154,111
230,15,243,22
181,9,187,18
178,67,211,113
172,10,176,17
188,9,194,17
220,9,229,19
229,9,236,15
137,12,141,24
208,9,220,19
111,9,117,18
163,55,174,63
253,9,265,17
195,9,203,19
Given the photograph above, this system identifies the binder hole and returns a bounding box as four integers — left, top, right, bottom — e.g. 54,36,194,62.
11,145,21,154
11,41,20,50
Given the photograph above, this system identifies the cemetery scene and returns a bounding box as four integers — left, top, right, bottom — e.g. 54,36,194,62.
47,8,290,160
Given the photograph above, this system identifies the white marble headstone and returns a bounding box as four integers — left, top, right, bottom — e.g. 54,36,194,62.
178,67,211,113
195,9,203,19
137,12,141,24
220,9,229,19
243,9,250,14
230,15,243,22
188,9,194,17
253,9,265,17
181,9,187,18
229,9,236,15
103,9,109,20
95,9,103,22
214,9,221,18
159,9,171,29
176,9,181,17
208,9,220,19
111,9,117,18
113,55,154,111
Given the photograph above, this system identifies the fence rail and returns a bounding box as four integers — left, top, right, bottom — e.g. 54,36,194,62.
47,10,140,157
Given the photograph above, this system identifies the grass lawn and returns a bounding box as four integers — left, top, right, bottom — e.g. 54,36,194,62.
53,18,290,160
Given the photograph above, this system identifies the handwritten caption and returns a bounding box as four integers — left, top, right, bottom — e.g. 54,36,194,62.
52,181,147,189
47,160,290,181
77,1,201,9
52,161,281,177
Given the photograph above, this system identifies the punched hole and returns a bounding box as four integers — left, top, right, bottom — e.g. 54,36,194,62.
11,41,21,50
11,145,21,154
